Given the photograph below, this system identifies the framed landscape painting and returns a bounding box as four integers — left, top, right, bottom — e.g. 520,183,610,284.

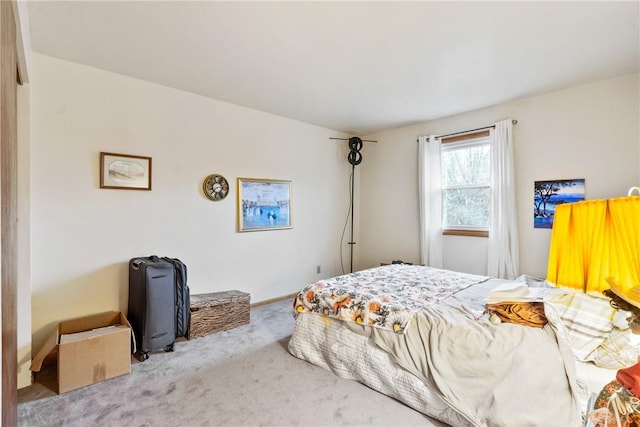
100,152,152,190
237,178,292,232
534,178,585,229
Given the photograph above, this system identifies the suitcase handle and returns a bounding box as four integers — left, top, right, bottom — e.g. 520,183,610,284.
131,255,160,271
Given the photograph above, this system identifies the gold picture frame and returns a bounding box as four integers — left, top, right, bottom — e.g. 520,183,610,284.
237,178,292,232
100,152,152,190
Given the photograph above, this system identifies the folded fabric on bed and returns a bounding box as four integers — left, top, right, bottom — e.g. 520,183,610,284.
544,292,616,361
293,264,489,333
593,327,640,369
486,302,548,327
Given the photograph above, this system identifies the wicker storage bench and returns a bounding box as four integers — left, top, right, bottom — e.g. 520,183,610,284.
189,290,250,339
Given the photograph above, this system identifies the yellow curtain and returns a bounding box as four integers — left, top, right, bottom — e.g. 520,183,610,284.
547,197,640,297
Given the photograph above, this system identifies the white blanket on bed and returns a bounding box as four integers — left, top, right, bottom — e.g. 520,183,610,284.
368,299,587,426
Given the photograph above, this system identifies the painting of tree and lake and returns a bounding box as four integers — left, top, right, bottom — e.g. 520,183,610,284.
534,179,585,229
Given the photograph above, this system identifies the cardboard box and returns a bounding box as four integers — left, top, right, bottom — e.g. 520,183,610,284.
30,311,131,393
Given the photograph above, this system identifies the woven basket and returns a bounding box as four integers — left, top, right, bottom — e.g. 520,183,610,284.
189,290,250,339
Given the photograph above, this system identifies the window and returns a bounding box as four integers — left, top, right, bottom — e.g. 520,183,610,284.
440,131,490,236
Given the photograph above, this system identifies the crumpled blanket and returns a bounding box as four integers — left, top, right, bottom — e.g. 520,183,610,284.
486,302,548,328
368,299,585,427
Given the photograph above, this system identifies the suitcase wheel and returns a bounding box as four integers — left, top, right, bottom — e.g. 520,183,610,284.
164,343,175,352
136,352,149,362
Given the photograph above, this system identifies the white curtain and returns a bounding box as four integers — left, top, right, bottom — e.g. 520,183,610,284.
487,120,519,279
418,135,443,268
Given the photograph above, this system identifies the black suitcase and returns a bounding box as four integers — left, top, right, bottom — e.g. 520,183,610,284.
128,256,176,361
161,257,191,338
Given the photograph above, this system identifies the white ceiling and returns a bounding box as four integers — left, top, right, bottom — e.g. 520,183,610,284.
27,1,640,136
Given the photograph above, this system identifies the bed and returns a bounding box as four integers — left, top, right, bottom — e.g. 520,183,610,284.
288,264,620,427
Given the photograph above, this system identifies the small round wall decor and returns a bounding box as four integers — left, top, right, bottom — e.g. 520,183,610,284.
203,174,229,201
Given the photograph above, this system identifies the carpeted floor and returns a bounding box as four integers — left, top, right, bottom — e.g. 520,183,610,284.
18,299,444,427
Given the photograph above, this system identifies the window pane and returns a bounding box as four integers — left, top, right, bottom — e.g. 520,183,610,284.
442,144,490,186
442,187,490,227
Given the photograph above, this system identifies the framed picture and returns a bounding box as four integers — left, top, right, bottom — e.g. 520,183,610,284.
237,178,292,232
534,178,585,229
100,152,152,190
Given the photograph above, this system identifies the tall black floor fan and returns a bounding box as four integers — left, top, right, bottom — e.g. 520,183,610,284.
346,137,363,273
329,135,376,273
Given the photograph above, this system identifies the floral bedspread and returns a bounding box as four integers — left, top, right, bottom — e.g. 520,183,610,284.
293,264,489,333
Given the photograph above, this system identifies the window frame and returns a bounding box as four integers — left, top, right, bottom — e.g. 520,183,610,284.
440,130,491,238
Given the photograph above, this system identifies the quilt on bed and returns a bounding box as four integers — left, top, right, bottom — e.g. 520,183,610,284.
293,264,488,333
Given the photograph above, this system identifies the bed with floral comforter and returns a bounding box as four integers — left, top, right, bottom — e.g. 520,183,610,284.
288,264,602,427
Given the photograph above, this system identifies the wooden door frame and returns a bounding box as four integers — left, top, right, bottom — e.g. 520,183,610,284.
1,0,19,425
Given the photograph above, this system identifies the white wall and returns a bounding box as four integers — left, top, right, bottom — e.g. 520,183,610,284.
29,53,354,356
360,73,640,277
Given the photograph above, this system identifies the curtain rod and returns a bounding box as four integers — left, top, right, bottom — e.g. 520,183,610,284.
416,119,518,142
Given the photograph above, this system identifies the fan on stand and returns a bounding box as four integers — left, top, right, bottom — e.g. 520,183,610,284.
329,135,377,273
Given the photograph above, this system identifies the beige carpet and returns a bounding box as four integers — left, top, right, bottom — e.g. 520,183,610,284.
18,299,445,427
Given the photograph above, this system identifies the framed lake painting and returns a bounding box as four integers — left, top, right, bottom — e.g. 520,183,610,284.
237,178,292,232
534,178,584,229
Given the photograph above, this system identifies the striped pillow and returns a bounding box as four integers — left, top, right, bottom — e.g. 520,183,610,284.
544,292,615,361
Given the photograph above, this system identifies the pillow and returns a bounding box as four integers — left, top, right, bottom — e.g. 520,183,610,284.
544,292,616,361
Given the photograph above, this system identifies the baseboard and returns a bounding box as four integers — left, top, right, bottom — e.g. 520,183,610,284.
250,293,296,308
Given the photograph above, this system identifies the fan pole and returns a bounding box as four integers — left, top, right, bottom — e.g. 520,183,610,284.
344,136,363,274
349,162,355,273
